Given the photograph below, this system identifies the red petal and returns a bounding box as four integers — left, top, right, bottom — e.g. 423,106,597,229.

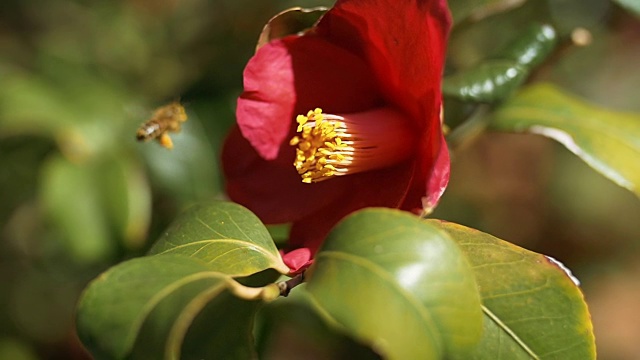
223,125,350,223
317,0,451,122
237,35,380,160
280,248,313,274
423,132,450,212
401,116,450,213
288,160,415,255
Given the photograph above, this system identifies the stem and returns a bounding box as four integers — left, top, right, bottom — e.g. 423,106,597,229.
446,104,491,152
277,271,305,297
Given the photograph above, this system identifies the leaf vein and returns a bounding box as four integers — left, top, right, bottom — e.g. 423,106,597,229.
482,305,539,359
482,279,550,301
206,246,248,264
195,217,229,239
223,210,253,243
537,339,585,357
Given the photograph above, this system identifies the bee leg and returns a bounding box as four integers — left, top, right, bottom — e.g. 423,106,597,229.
158,133,174,149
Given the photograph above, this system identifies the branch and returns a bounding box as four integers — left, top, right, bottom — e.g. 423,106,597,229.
277,271,305,297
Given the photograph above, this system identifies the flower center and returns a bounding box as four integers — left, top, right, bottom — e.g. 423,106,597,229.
289,107,415,183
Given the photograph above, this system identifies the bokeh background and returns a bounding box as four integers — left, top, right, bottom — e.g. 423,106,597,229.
0,0,638,358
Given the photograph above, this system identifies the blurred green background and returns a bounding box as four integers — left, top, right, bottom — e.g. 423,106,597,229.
0,0,638,358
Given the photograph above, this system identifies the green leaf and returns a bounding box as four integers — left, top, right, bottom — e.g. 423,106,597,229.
449,0,527,24
490,83,640,197
0,338,38,360
612,0,640,17
0,69,74,137
255,286,380,359
443,61,529,103
40,155,114,263
97,153,151,250
430,220,596,359
447,1,550,69
149,201,289,276
138,111,221,203
497,23,558,68
305,208,482,360
0,61,132,160
77,254,276,359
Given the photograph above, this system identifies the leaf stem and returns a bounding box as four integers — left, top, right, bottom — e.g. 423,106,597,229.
277,271,305,297
446,104,491,152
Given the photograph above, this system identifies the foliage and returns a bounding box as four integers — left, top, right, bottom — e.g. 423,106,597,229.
77,203,595,359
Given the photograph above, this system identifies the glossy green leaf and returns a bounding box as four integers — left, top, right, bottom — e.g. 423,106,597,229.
613,0,640,16
429,220,596,359
40,155,114,263
77,254,277,360
305,209,482,360
447,1,549,69
497,23,558,68
149,201,289,276
443,61,528,103
449,0,526,24
490,83,640,197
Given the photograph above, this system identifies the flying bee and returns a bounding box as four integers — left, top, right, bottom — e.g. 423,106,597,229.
136,101,187,149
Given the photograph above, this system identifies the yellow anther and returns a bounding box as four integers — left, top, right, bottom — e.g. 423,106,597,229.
299,141,311,151
289,108,351,183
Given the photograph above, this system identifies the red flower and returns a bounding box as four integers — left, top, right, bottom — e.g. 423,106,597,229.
222,0,452,273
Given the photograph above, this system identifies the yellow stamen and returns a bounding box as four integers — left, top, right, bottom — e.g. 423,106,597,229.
290,108,353,183
290,107,415,184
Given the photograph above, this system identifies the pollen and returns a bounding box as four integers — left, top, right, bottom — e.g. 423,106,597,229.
290,107,416,183
290,108,353,183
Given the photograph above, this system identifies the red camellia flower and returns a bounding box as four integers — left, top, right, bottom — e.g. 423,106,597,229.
222,0,452,273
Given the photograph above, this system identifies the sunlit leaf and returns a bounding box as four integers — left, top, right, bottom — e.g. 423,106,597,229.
430,220,596,359
256,6,327,51
40,155,114,263
76,254,278,360
305,209,482,360
443,60,528,102
490,83,640,197
149,201,289,276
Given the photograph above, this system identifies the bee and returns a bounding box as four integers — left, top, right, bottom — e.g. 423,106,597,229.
136,102,187,149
